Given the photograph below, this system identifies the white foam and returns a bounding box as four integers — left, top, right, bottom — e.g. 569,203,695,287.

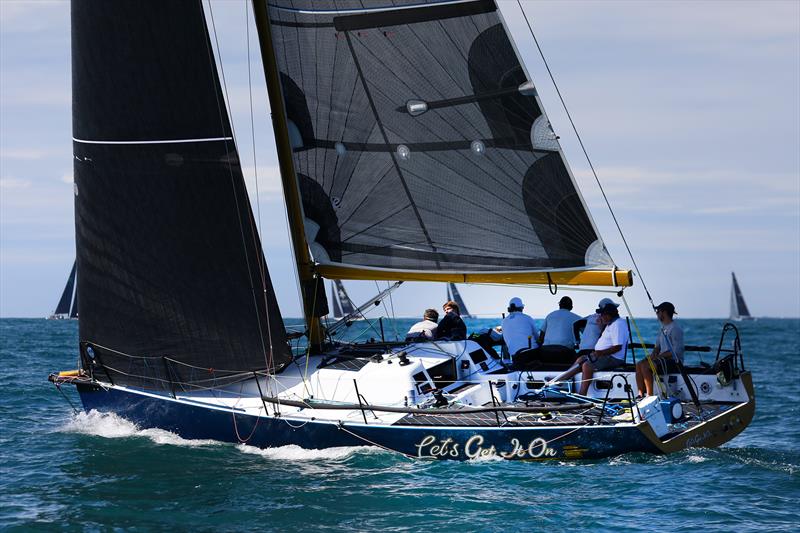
61,410,220,447
236,443,377,461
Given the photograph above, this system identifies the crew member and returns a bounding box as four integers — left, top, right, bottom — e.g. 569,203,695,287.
559,302,628,395
501,297,540,366
435,300,467,341
635,302,684,398
573,297,614,356
406,308,439,341
538,296,581,348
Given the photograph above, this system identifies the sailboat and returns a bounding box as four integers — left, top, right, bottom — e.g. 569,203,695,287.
730,272,754,321
51,0,753,460
47,260,77,320
447,283,474,319
329,280,356,320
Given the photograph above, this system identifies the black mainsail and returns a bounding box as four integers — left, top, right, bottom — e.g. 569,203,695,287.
262,0,623,286
730,272,752,320
52,261,76,318
71,0,290,390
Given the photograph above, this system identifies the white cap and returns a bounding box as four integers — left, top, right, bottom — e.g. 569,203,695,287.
597,297,614,308
509,297,524,309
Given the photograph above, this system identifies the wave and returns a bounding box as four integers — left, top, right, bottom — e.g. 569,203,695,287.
236,443,381,461
60,410,221,447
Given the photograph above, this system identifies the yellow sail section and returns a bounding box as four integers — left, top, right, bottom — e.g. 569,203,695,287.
315,265,633,287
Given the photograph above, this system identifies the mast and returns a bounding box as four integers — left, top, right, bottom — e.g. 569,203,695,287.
252,0,325,351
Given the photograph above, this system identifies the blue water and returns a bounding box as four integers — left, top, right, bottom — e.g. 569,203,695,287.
1,317,798,531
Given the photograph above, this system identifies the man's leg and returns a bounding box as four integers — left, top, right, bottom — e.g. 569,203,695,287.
642,363,654,396
578,361,594,395
635,360,646,397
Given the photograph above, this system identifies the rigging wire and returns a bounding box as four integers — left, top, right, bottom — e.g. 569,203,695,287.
202,0,273,373
515,0,655,308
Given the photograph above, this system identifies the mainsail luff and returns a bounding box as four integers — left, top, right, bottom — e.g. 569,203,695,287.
253,0,328,350
54,261,77,316
263,0,627,285
72,0,290,390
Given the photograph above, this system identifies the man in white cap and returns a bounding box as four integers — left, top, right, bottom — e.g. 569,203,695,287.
501,297,540,365
573,297,614,356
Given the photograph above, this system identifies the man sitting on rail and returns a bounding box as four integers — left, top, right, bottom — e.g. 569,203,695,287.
635,302,684,398
558,301,628,395
406,308,439,342
502,297,540,368
435,300,467,341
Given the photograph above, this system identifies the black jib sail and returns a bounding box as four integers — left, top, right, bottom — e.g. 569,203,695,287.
52,261,77,317
72,0,290,390
264,0,615,279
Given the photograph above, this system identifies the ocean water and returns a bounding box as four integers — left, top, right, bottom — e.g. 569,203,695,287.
1,317,798,532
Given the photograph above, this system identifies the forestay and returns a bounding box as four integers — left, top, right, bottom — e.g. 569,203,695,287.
266,0,615,277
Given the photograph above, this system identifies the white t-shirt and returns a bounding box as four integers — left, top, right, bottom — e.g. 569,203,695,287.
406,319,437,340
541,309,581,348
594,317,629,360
578,313,604,351
501,312,540,355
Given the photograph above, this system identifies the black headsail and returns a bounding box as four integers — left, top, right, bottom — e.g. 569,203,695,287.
263,0,616,279
72,0,290,390
54,261,76,316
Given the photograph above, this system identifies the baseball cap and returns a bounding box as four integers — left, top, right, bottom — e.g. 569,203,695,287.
655,302,677,314
596,297,616,313
509,297,524,309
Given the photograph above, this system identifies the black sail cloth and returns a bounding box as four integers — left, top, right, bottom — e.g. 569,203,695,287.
72,0,290,390
266,0,613,274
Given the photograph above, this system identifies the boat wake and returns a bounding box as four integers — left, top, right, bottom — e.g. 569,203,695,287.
60,410,221,448
236,443,381,462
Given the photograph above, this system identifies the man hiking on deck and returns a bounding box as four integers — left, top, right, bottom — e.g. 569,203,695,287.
635,301,684,398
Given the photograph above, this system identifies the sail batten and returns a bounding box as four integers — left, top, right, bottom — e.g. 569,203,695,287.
265,0,618,278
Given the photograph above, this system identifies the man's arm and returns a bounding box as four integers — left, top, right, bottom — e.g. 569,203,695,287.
573,319,586,343
593,345,622,358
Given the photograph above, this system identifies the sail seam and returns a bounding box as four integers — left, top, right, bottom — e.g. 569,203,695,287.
342,31,439,261
72,137,233,145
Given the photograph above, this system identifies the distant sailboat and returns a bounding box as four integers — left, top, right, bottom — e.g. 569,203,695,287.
329,279,356,319
446,283,474,319
48,260,77,320
730,272,754,321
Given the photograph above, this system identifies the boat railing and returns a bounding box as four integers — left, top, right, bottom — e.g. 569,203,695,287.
712,322,745,385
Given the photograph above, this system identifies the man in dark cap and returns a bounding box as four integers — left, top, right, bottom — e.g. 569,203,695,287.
557,301,628,395
635,302,685,398
538,296,581,349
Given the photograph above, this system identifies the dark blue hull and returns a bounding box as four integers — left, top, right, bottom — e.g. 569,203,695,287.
77,384,661,460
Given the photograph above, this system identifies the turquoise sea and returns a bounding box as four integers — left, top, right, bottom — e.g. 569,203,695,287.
1,317,798,532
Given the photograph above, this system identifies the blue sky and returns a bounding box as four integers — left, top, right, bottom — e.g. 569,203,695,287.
1,0,798,320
